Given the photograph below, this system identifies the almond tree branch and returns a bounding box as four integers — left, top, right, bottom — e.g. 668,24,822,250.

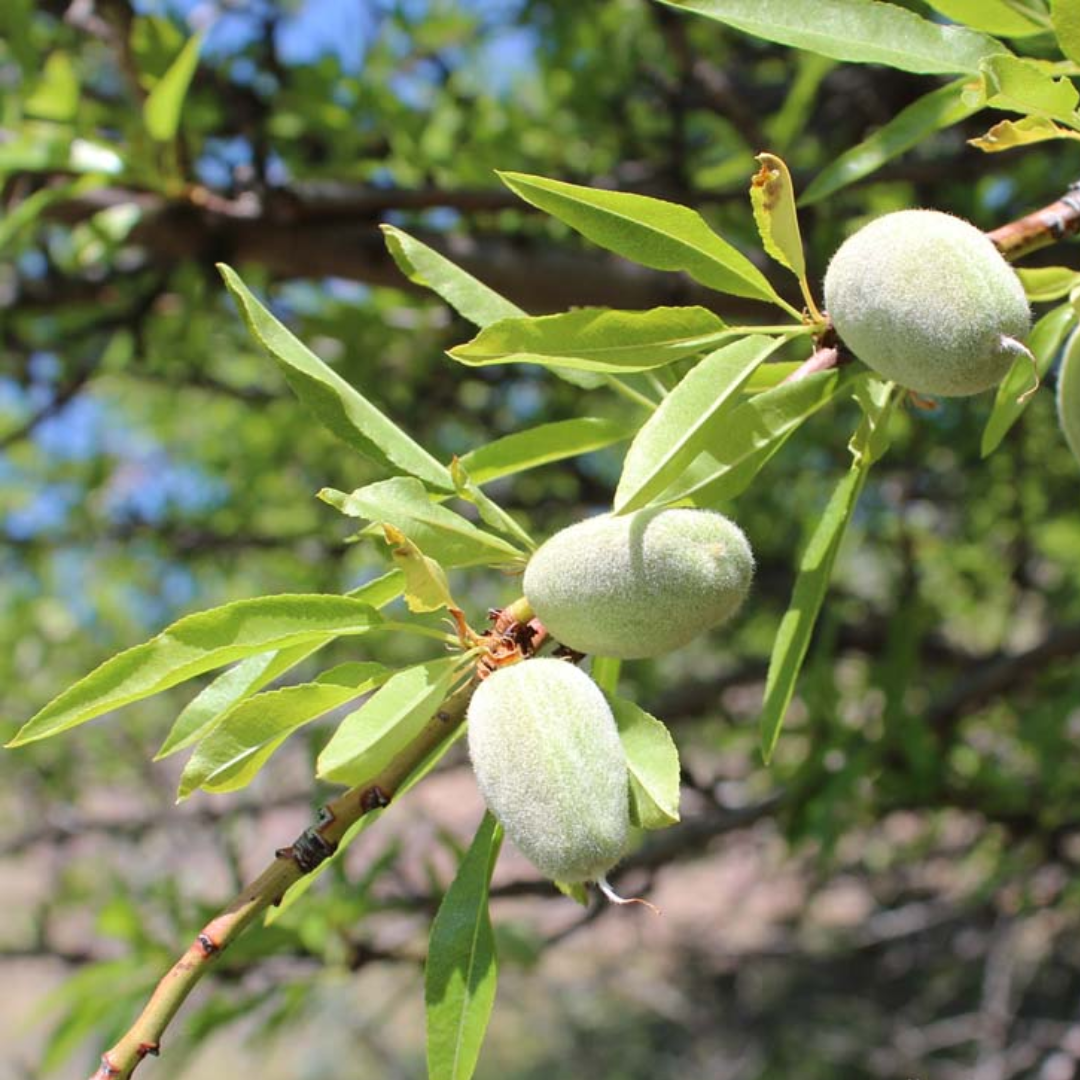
987,181,1080,261
89,677,476,1080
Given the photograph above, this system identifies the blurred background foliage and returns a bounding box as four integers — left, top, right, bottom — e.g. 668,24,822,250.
4,1,1080,1078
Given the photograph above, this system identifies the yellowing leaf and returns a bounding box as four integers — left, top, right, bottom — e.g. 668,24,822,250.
970,114,1080,150
750,152,805,278
382,524,455,613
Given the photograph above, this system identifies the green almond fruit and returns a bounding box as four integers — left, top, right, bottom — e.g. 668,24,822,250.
824,209,1030,397
523,508,754,659
466,658,628,884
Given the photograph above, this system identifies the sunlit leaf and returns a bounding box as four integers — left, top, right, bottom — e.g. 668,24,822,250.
658,0,1007,75
425,813,502,1080
615,335,787,513
178,664,390,798
9,596,383,746
609,697,681,829
459,418,634,484
760,381,899,762
448,306,729,373
320,477,525,566
499,171,787,306
219,265,453,491
316,657,467,785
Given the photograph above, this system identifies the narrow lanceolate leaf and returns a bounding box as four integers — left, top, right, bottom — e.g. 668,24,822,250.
981,303,1075,457
1053,0,1080,66
1058,325,1080,465
760,381,899,762
980,54,1080,122
459,418,633,485
379,224,600,390
382,525,456,613
658,0,1007,75
380,224,523,327
609,697,681,829
924,0,1048,37
448,307,729,373
498,171,785,306
425,813,503,1080
750,154,805,278
801,79,978,205
320,477,525,567
219,265,452,491
1017,266,1080,302
970,115,1080,152
154,570,404,759
614,335,787,514
658,368,864,508
8,596,383,746
178,664,390,798
317,657,467,785
143,32,203,141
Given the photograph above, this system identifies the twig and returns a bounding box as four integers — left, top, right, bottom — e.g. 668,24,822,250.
988,180,1080,262
88,678,475,1080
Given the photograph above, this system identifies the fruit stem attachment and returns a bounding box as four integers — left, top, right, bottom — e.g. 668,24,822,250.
596,875,661,915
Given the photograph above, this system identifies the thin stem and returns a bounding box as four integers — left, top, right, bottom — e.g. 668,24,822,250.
89,679,477,1080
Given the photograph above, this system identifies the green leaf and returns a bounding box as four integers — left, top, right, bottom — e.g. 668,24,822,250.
498,171,787,306
316,657,467,785
609,697,681,830
759,381,899,762
750,153,806,279
320,477,525,567
1053,0,1080,66
154,570,404,759
178,664,390,798
981,303,1075,456
24,51,79,122
924,0,1048,36
379,224,601,390
143,32,203,141
659,0,1007,75
980,54,1080,122
218,265,452,491
1017,266,1080,301
8,596,383,746
801,79,979,205
425,812,503,1080
614,335,788,513
969,114,1080,150
380,224,523,327
459,418,633,485
1057,324,1080,465
448,306,729,373
658,367,865,507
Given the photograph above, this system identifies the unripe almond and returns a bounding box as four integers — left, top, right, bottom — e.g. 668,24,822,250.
466,658,628,884
823,209,1030,397
523,508,754,659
